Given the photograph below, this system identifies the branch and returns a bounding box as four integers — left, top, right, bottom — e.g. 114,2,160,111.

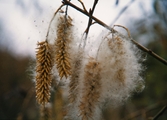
79,0,98,38
62,0,114,31
151,105,167,120
78,0,88,13
84,0,98,38
62,0,167,66
113,24,131,37
122,100,167,120
113,25,167,65
130,39,167,65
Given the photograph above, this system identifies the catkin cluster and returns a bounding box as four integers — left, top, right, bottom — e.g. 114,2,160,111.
34,13,144,120
35,14,73,103
35,14,74,119
65,32,144,120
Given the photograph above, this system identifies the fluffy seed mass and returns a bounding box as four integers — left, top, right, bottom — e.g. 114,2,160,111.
79,59,101,120
34,10,145,120
69,54,83,103
97,32,144,107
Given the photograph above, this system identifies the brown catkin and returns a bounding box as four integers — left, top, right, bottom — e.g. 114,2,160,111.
35,41,52,105
69,53,83,103
108,35,126,84
55,16,73,79
79,59,101,120
108,36,124,55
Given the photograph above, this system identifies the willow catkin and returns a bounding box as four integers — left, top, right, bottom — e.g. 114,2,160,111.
55,16,73,79
36,41,52,105
69,52,83,103
97,32,144,107
108,35,126,84
79,59,101,120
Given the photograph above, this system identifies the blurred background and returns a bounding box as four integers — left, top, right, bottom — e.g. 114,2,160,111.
0,0,167,119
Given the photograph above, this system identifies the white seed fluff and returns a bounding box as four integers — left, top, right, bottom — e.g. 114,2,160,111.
97,32,144,107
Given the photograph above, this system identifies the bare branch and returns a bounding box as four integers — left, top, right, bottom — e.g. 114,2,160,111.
62,0,113,31
113,25,167,65
84,9,93,38
62,0,167,66
149,105,167,120
113,24,131,37
131,39,167,65
122,100,167,120
78,0,88,13
84,0,99,38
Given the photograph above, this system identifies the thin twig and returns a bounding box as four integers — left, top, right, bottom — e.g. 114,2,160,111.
150,105,167,120
84,0,98,38
122,100,167,120
96,32,111,60
62,0,114,31
113,24,131,37
46,4,64,41
92,21,97,25
113,25,167,65
91,0,98,14
131,39,167,65
84,9,93,38
78,0,88,13
65,2,69,17
62,0,167,66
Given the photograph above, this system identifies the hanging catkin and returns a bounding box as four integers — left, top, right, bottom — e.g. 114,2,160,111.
68,51,83,103
55,15,73,79
108,35,126,84
79,58,101,120
35,41,52,105
97,32,144,108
